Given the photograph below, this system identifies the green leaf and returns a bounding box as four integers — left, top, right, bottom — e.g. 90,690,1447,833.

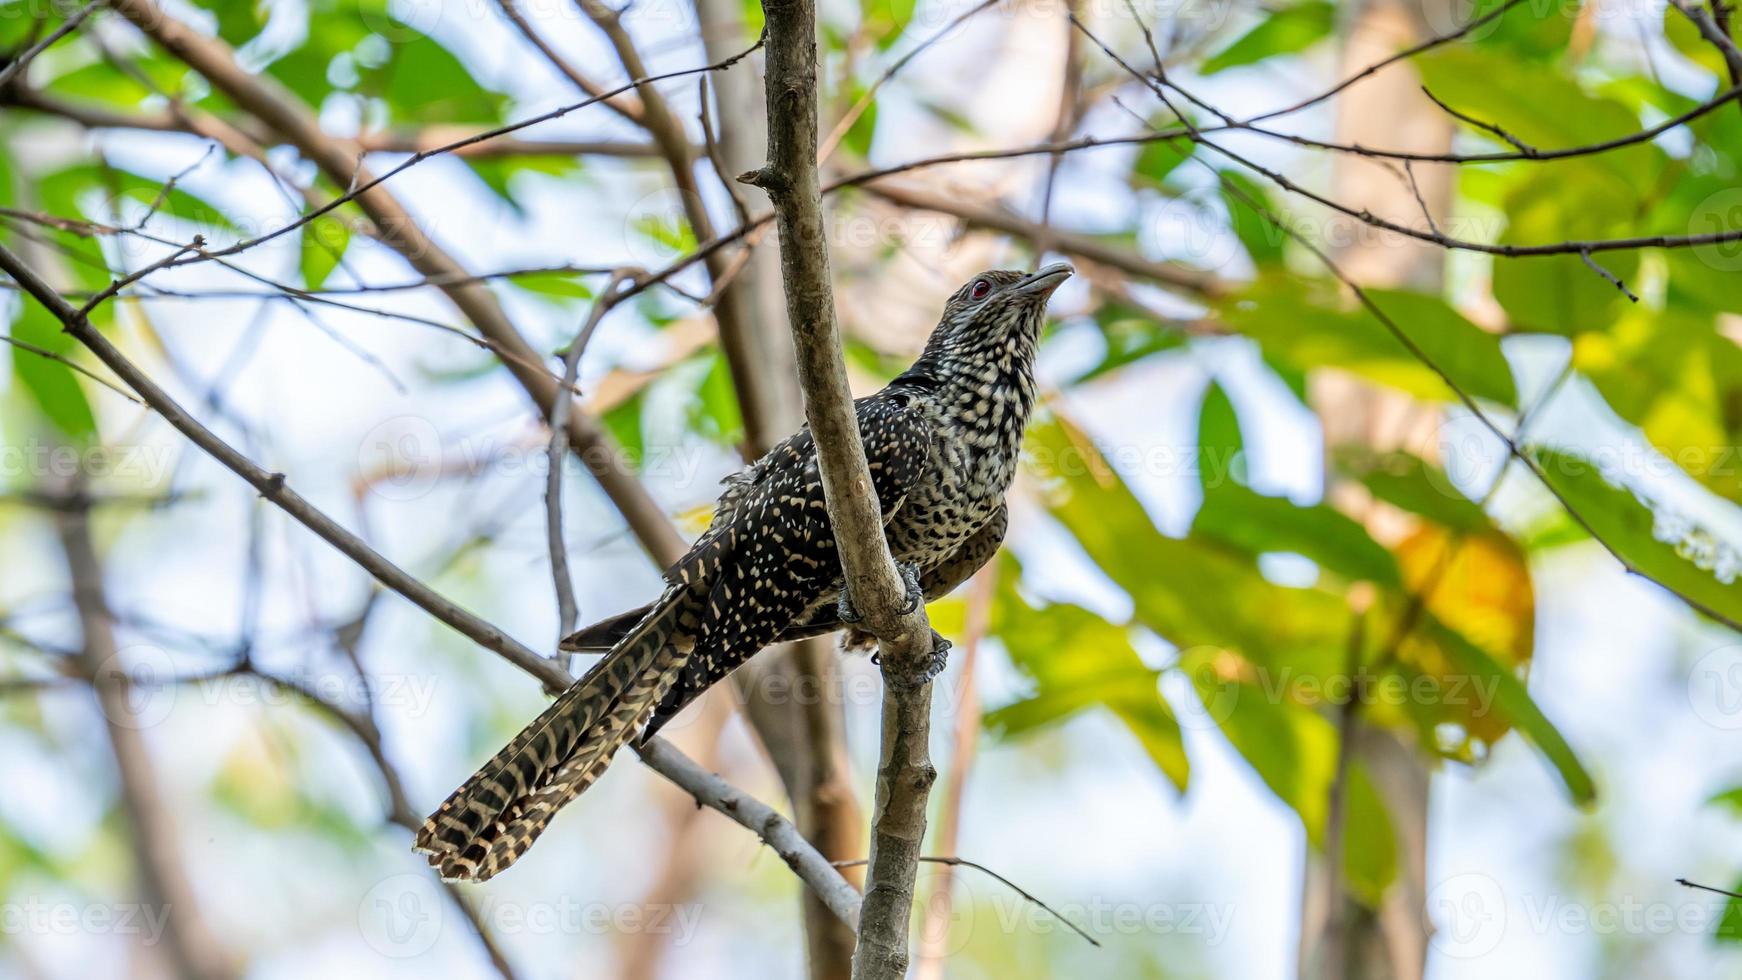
1219,171,1285,266
861,0,917,49
1575,309,1742,502
194,0,271,46
1708,786,1742,816
1367,290,1517,406
507,269,595,303
1529,448,1742,628
299,217,350,291
1664,3,1740,78
987,581,1187,790
41,163,239,238
1194,484,1403,586
1414,47,1658,191
1026,416,1349,666
9,302,97,442
358,20,507,124
687,350,745,449
1343,765,1398,906
1490,172,1643,334
1217,279,1517,406
1069,304,1185,383
1183,645,1338,835
1131,136,1193,189
1718,878,1742,944
1336,449,1494,533
1201,2,1335,75
1196,381,1244,491
842,83,879,158
464,155,582,213
602,389,647,468
1469,0,1578,59
1424,614,1595,804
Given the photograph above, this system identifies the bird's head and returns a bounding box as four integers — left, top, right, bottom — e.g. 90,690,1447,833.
920,263,1073,367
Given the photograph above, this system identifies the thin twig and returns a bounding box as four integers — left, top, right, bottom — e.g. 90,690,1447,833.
1678,877,1742,901
0,334,143,404
1579,249,1639,302
833,856,1101,948
0,0,101,90
546,271,633,642
1420,86,1540,156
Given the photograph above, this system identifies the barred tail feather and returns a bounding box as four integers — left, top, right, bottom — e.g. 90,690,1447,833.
414,587,696,882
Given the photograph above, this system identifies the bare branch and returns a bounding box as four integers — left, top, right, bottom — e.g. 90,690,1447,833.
105,0,692,565
1420,86,1540,156
745,2,942,977
1579,249,1640,303
1669,0,1742,118
547,272,635,641
492,0,646,123
0,239,864,916
834,855,1100,949
0,334,142,404
54,495,238,980
0,0,101,90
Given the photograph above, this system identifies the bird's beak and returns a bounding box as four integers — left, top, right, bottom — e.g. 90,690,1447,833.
1012,262,1073,298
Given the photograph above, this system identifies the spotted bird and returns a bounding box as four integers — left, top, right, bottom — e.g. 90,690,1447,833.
415,263,1072,881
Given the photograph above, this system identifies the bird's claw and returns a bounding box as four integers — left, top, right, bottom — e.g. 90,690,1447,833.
838,562,923,623
896,561,925,616
884,631,952,691
836,588,864,625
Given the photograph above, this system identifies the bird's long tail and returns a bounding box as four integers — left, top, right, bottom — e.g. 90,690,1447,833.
414,586,697,882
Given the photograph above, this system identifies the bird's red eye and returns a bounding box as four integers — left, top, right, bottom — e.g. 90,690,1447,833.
970,279,991,300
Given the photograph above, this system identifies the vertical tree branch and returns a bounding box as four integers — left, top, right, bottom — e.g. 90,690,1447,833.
54,495,238,980
914,565,995,978
743,2,939,976
693,0,864,973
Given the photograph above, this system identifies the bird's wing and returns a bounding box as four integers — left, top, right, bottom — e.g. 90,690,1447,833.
670,392,931,585
771,503,1006,645
639,394,933,738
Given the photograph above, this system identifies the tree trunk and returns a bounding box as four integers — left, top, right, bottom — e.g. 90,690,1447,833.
1300,0,1459,975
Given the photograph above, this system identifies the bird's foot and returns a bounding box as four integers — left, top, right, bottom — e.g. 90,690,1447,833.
882,631,952,691
836,587,864,625
836,562,924,623
896,561,925,616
